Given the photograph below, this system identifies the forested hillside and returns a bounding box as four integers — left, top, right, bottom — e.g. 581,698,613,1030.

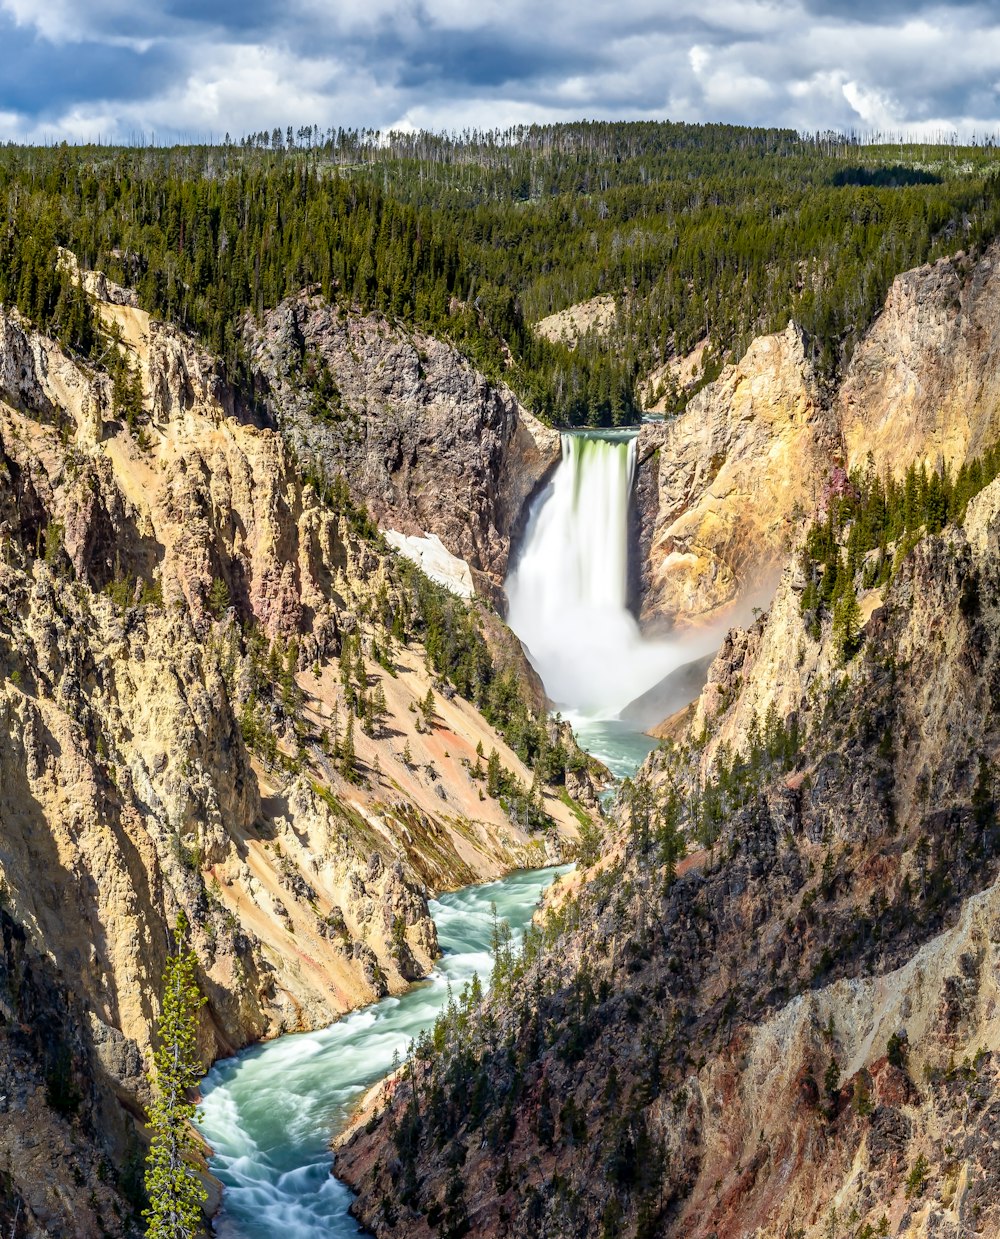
2,122,1000,425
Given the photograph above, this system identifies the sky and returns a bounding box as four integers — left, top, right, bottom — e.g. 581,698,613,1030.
1,0,999,143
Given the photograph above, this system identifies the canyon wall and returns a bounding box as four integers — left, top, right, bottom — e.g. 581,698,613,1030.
635,323,837,630
635,243,1000,635
245,294,561,598
839,247,1000,474
0,284,587,1237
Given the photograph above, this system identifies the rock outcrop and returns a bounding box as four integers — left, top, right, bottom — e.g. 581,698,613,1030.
245,294,560,596
839,246,1000,475
532,295,618,349
638,338,709,414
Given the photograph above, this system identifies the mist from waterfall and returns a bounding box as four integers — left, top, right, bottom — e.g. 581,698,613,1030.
506,432,706,723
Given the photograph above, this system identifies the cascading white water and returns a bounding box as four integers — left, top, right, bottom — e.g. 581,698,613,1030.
506,432,709,746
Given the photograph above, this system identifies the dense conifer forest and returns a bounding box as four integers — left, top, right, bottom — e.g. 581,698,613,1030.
2,121,1000,424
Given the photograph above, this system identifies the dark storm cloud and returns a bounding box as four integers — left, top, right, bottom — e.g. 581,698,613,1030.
0,12,176,116
394,32,603,91
797,0,978,16
161,0,282,28
0,0,998,140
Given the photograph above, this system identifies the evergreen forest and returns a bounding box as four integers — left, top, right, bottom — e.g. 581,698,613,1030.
2,121,1000,425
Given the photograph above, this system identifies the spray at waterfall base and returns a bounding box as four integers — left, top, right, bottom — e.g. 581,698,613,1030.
504,431,777,777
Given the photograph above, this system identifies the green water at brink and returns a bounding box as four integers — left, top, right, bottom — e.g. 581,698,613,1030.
197,865,571,1237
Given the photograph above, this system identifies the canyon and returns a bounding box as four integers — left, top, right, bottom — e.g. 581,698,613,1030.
0,271,592,1237
4,232,1000,1239
336,244,1000,1238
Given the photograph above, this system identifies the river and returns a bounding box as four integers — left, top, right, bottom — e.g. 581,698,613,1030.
197,865,571,1237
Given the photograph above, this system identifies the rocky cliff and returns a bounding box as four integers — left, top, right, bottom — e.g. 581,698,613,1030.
245,294,561,598
634,243,1000,635
635,324,838,630
0,278,591,1237
338,470,1000,1239
839,247,1000,476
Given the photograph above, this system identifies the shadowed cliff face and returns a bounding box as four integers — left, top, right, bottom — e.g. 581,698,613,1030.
0,279,591,1237
337,473,1000,1239
0,905,150,1239
244,294,561,599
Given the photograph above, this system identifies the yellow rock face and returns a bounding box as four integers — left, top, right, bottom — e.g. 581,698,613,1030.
839,248,1000,477
638,323,840,630
636,245,1000,640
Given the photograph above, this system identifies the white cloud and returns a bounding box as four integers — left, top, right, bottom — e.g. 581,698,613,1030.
842,80,899,129
1,0,85,40
2,0,1000,140
0,0,146,44
689,45,711,76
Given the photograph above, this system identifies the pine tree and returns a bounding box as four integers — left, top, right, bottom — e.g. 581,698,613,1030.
342,710,356,779
833,584,862,661
112,348,144,430
530,765,543,814
486,748,501,798
207,577,230,618
656,786,685,887
339,652,353,706
371,682,388,736
144,912,207,1239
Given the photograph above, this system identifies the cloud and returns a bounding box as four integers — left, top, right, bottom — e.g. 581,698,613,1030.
0,0,998,141
798,0,981,18
0,14,175,117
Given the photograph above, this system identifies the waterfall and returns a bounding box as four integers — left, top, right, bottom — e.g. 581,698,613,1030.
506,432,690,719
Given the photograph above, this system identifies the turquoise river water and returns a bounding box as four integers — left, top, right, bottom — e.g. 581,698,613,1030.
570,715,658,782
197,865,572,1238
